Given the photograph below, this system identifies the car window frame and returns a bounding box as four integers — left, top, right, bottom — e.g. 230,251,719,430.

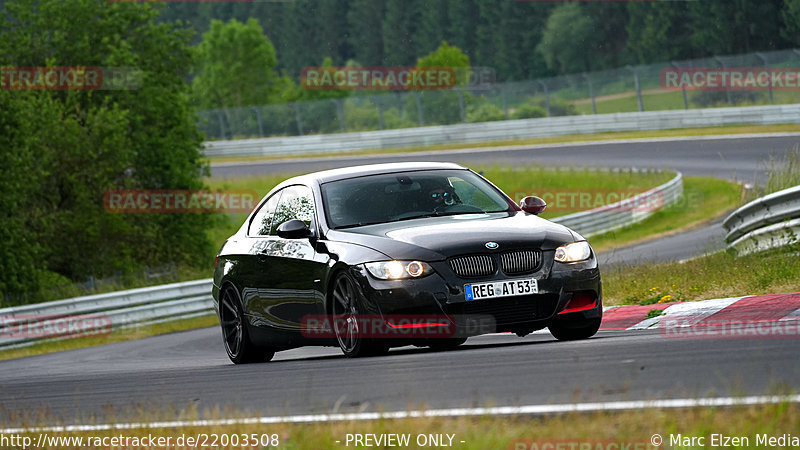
319,169,515,230
248,183,320,238
247,187,286,238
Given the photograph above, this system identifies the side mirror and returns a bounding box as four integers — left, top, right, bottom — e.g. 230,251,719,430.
520,196,547,215
276,219,311,239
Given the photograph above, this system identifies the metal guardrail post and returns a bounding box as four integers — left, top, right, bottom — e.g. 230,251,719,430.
291,103,304,136
457,89,466,123
213,109,226,140
251,106,264,137
714,56,733,105
413,92,424,126
671,61,689,110
332,99,345,132
373,96,385,130
755,52,774,105
538,80,550,117
583,74,596,115
626,66,643,112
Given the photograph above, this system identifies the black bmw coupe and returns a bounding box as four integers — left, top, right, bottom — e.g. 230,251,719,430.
212,162,602,363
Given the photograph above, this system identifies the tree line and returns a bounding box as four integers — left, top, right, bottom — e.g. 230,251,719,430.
160,0,800,85
0,0,212,302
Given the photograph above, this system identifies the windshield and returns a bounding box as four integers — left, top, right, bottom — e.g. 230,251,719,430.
321,169,511,229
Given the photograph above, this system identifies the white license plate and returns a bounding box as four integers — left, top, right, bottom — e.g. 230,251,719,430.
465,278,538,301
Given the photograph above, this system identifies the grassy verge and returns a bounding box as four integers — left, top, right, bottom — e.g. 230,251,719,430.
0,314,219,362
206,123,800,165
604,248,800,306
5,403,798,449
589,176,742,252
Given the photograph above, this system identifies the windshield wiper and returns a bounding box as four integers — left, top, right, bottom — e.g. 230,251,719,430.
395,211,482,222
335,220,388,229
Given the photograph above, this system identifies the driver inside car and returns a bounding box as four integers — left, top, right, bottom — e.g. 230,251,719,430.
425,181,458,211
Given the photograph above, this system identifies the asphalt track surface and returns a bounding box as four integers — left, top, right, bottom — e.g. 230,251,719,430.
1,328,798,424
2,134,800,426
210,133,800,182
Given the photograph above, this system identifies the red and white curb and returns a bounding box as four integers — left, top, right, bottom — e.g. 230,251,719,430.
600,292,800,335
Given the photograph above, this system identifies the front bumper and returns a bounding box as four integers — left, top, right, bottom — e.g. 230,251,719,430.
349,250,602,338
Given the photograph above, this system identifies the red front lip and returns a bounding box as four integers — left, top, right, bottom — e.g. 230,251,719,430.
558,292,598,315
386,321,450,329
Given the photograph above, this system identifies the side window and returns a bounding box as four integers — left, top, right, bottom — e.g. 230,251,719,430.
248,190,283,236
271,185,315,234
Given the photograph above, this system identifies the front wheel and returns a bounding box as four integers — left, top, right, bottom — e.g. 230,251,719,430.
331,272,388,357
220,286,274,364
548,316,601,341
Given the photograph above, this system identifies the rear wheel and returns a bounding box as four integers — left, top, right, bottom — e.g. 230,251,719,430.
548,316,601,341
331,272,388,357
220,286,274,364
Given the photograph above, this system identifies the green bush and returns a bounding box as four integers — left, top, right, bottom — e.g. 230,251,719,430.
342,102,416,131
511,104,547,120
466,103,506,123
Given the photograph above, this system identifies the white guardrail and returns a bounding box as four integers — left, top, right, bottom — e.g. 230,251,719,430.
204,104,800,158
723,184,800,255
0,279,214,348
0,173,683,348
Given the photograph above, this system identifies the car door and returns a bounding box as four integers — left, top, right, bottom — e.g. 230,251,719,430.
239,188,284,326
249,184,328,331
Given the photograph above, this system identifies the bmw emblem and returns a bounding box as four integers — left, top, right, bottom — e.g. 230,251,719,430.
485,242,499,249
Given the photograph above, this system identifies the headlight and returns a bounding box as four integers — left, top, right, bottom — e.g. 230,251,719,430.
365,260,433,279
554,241,592,263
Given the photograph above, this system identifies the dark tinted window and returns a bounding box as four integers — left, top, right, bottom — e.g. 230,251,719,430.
321,170,511,229
271,185,315,234
248,190,283,236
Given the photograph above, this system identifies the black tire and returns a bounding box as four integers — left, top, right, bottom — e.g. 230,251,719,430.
330,272,388,358
548,317,601,341
219,286,275,364
428,338,467,350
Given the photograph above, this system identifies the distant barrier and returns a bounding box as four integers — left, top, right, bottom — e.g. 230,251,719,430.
0,279,213,348
203,105,800,158
553,172,683,237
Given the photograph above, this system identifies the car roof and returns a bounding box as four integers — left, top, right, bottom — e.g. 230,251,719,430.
295,162,468,184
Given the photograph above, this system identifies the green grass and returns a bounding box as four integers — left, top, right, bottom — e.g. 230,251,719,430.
205,123,800,164
604,248,800,306
0,314,219,362
5,402,799,449
589,176,742,252
574,89,800,115
575,91,689,115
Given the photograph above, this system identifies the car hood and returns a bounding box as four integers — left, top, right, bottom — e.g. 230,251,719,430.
325,212,577,261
